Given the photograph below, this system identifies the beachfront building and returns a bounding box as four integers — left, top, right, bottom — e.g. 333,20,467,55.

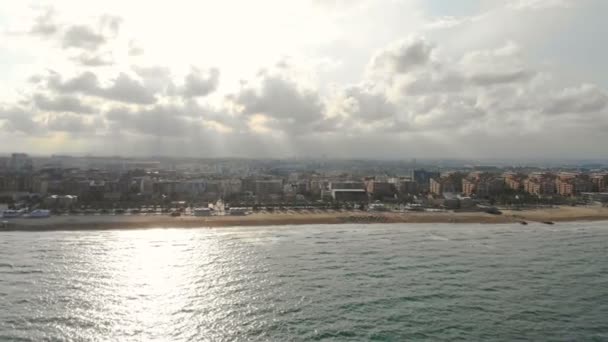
461,173,504,197
331,189,368,202
556,174,594,197
413,169,440,192
329,181,365,190
524,173,556,196
388,177,418,195
365,180,395,200
430,173,463,195
591,174,608,192
504,173,525,191
255,179,284,201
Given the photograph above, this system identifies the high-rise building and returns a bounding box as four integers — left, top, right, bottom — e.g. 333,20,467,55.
8,153,33,172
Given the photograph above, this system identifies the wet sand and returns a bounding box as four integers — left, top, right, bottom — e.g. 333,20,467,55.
2,206,608,231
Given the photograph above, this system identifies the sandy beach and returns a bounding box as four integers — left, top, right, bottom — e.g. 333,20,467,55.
1,205,607,231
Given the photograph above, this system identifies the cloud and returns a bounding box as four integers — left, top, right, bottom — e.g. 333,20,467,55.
47,71,100,93
128,40,144,56
392,68,465,95
470,69,534,86
543,84,608,115
233,72,325,133
62,25,106,50
46,113,98,133
509,0,571,10
46,71,156,104
133,66,175,94
102,73,157,104
181,68,220,98
2,0,607,158
460,42,536,86
99,15,122,37
330,84,397,122
29,8,58,36
32,93,95,114
74,52,114,66
368,36,434,75
0,107,43,134
105,105,203,137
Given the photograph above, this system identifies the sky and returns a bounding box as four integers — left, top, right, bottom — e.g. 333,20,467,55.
0,0,607,159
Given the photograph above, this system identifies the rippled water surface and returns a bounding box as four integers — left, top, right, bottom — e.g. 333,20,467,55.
1,222,608,341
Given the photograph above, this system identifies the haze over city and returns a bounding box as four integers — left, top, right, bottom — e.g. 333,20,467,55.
1,0,607,159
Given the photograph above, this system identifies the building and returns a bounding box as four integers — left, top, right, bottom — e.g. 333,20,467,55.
331,189,367,202
462,178,476,196
591,174,608,192
476,177,505,197
573,177,593,194
504,173,525,191
139,176,154,195
220,179,242,197
413,170,440,191
32,176,49,195
556,174,593,197
255,180,284,199
430,174,463,195
329,181,365,190
524,174,556,196
8,153,33,173
389,177,418,195
365,180,394,199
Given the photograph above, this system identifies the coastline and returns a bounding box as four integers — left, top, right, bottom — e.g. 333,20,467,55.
2,206,608,231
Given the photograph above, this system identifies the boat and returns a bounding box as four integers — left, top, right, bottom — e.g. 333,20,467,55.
520,221,528,225
542,221,555,225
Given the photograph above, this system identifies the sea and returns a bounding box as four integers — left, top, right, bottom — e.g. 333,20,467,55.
1,222,608,341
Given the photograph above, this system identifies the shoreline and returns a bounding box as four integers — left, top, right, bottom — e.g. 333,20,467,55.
2,206,608,231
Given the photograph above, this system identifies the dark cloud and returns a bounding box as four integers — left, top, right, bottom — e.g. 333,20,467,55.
181,68,220,98
32,93,95,114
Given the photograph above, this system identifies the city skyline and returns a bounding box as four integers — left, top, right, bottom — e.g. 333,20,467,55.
1,0,607,158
